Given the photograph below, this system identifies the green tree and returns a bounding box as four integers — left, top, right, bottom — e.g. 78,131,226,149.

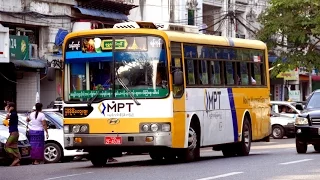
257,0,320,76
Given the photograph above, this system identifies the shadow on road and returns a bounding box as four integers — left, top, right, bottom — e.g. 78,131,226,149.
73,153,267,169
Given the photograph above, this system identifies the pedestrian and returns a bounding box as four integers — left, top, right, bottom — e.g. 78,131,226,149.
4,100,9,111
26,103,49,165
4,102,21,166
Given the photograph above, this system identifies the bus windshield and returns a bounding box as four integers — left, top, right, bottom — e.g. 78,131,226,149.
65,35,169,102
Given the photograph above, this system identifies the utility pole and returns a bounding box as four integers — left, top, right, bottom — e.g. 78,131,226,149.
227,0,236,38
169,0,175,23
309,70,313,95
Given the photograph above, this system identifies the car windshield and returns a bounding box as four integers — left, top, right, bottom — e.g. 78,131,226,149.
44,112,63,126
306,92,320,109
0,111,25,126
65,35,168,102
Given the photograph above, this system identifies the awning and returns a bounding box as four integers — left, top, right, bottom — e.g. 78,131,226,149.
11,60,47,69
73,6,128,21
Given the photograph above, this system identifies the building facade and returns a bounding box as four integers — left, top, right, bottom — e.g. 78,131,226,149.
0,0,137,110
129,0,320,101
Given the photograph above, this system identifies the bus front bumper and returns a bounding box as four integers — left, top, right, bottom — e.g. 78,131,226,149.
64,132,172,150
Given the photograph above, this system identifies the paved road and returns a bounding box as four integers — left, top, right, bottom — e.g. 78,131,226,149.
1,138,320,180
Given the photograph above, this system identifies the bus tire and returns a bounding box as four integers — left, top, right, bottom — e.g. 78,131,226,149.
236,117,252,156
149,151,164,161
89,151,107,167
179,124,200,162
222,145,237,157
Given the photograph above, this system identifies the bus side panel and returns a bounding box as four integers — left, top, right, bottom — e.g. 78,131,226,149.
172,110,186,148
232,88,271,141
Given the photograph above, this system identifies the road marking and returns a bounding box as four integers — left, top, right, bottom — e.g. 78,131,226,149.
252,143,295,150
195,172,244,180
279,159,313,165
44,172,93,180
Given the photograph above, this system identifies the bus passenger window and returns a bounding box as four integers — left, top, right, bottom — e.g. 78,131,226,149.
225,61,235,85
253,63,262,85
210,61,221,85
186,59,196,85
199,60,208,85
240,62,249,85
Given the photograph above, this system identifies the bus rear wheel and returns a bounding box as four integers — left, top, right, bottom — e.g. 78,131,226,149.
178,125,200,162
236,117,252,156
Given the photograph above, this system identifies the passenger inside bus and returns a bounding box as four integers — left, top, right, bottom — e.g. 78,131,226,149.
90,62,112,90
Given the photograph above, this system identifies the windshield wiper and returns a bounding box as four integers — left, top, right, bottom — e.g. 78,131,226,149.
87,90,101,107
115,71,141,106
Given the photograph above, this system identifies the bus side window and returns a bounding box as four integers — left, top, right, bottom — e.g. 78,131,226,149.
173,58,184,98
172,42,184,98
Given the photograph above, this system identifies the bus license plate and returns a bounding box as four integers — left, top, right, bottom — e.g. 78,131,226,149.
105,137,122,145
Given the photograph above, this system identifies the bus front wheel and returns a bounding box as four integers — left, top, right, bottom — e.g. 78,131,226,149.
178,125,200,162
89,151,107,167
149,151,164,161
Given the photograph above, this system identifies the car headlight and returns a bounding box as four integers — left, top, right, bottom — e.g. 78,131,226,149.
0,136,7,144
64,125,69,133
295,117,308,125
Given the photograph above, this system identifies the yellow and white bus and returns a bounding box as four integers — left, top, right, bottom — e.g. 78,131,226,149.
47,21,271,166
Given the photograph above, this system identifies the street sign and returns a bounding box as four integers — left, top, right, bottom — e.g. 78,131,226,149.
0,24,9,63
9,35,29,60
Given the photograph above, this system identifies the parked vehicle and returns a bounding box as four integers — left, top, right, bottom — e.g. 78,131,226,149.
0,124,31,165
1,110,87,163
295,90,320,153
270,101,301,139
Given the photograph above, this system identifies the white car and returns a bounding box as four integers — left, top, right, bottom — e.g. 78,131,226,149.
0,124,31,164
270,101,301,139
1,110,88,163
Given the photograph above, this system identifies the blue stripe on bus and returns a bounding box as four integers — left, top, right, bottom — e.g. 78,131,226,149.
66,51,112,59
227,38,235,47
227,88,238,142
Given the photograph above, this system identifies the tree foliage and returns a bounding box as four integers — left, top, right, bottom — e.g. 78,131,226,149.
257,0,320,76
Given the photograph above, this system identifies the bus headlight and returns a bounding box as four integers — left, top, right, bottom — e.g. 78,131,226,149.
150,124,159,132
141,124,149,132
72,125,80,133
80,125,88,132
161,124,171,132
295,117,308,125
140,123,171,132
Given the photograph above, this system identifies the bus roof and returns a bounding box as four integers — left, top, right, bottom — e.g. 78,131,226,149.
65,21,267,50
164,31,266,50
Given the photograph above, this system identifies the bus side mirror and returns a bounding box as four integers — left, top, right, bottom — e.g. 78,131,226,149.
173,70,183,86
47,67,56,81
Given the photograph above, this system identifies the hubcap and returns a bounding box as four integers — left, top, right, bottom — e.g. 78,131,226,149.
273,128,281,138
188,128,197,150
244,126,250,148
45,146,58,162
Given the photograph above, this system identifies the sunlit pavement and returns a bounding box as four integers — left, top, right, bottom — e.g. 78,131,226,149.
2,138,320,180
